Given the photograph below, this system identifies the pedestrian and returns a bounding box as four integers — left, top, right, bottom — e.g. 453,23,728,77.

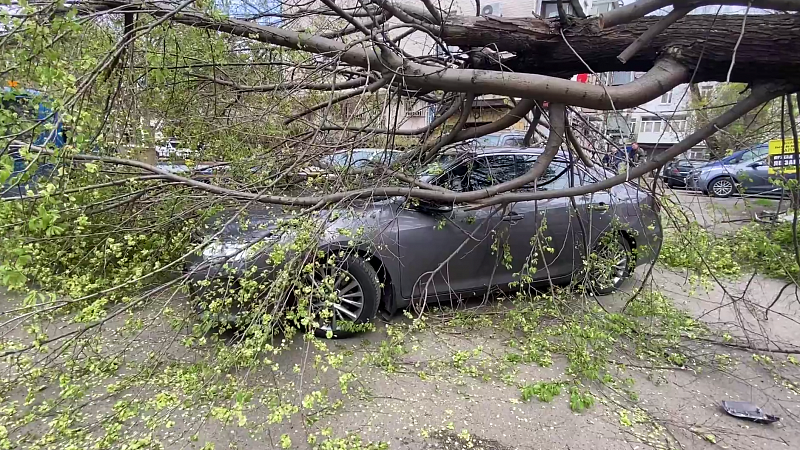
628,142,645,167
614,147,627,172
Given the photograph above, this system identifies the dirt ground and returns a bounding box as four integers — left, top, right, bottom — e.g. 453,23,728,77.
2,190,799,450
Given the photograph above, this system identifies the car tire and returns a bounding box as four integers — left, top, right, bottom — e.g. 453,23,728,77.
587,233,633,296
709,176,736,198
310,255,381,339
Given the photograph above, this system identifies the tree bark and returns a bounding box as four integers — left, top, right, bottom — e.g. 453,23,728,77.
442,14,800,83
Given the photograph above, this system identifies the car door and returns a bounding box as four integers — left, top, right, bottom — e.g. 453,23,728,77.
395,157,507,300
738,155,772,193
489,154,579,287
572,165,619,259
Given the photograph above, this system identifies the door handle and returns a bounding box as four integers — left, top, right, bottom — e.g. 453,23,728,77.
502,213,524,222
588,202,609,212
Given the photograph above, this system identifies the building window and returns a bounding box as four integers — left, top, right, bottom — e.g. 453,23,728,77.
700,85,714,98
640,117,663,133
660,91,673,104
610,72,633,86
688,147,707,160
541,0,573,18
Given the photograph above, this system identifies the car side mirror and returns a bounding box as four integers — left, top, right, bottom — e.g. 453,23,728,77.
749,161,765,168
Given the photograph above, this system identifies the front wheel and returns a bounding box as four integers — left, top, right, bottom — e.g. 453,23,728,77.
586,234,633,295
306,255,381,339
709,177,735,198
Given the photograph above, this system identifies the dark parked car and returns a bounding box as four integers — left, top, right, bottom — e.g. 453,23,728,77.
661,159,705,188
189,147,662,337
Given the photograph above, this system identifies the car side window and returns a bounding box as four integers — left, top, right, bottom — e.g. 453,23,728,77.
469,155,518,191
432,155,518,192
515,155,571,191
434,161,470,192
502,137,525,147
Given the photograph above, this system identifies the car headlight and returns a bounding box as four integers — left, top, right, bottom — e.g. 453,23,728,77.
202,241,250,262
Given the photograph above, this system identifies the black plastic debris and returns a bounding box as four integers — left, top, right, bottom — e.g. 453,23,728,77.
721,401,780,424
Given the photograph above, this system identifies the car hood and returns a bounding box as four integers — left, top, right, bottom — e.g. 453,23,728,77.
203,200,399,243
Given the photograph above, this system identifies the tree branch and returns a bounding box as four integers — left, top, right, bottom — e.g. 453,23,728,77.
318,93,463,135
422,93,476,163
319,0,373,37
319,10,393,39
79,1,690,110
282,77,390,125
452,98,537,142
565,120,594,167
523,103,542,147
617,7,692,64
420,0,442,25
600,0,800,29
191,74,373,92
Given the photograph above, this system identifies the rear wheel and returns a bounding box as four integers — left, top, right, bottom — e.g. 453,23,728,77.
306,255,380,339
587,234,633,295
709,177,735,198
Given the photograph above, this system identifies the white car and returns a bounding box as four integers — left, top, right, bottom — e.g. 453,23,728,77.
156,139,194,159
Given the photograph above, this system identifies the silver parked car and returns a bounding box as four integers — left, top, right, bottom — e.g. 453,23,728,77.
189,147,662,337
689,145,782,197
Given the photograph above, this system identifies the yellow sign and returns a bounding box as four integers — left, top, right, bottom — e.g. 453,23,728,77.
768,139,799,174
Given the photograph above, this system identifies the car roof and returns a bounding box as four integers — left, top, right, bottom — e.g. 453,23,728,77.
452,146,572,160
332,148,400,154
485,131,526,136
474,146,544,154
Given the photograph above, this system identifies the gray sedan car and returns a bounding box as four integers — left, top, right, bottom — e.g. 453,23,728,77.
689,145,785,197
189,147,662,336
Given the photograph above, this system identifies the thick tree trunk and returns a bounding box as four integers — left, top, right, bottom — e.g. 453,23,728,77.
442,14,800,83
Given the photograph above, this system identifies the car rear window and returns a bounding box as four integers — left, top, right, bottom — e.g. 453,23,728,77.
475,135,500,146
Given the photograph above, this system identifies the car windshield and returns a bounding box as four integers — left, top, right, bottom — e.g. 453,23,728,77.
418,153,466,183
722,146,768,164
324,150,373,167
370,150,400,165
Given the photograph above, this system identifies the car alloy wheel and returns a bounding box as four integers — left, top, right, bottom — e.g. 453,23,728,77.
588,234,632,295
306,255,380,338
710,177,735,198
